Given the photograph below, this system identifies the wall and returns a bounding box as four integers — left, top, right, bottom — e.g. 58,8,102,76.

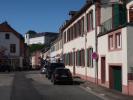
101,5,112,24
50,39,63,63
127,26,133,73
29,36,45,45
0,32,20,57
63,4,97,80
98,27,128,93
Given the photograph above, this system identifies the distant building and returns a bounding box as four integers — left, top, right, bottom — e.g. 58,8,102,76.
0,21,25,70
50,33,63,63
25,32,58,45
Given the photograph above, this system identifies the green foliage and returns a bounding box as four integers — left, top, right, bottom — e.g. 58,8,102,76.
29,44,44,53
26,30,37,35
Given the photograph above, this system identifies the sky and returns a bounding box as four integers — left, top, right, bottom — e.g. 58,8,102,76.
0,0,86,35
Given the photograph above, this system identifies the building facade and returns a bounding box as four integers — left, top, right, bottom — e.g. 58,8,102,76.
50,34,63,63
25,32,58,45
41,0,133,95
0,21,25,70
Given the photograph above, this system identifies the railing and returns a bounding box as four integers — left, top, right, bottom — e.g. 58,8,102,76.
100,18,113,35
100,12,127,35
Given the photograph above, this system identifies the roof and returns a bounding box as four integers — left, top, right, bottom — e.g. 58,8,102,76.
60,0,100,31
0,21,24,40
29,32,59,38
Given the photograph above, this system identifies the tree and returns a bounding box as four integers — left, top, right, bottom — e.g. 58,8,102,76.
26,30,37,35
29,44,44,54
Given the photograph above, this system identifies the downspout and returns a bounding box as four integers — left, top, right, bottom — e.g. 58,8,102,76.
95,2,99,85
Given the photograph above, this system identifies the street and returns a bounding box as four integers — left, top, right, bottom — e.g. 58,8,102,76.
0,71,102,100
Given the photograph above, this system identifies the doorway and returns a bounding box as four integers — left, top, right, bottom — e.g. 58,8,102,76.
101,57,106,83
109,66,122,92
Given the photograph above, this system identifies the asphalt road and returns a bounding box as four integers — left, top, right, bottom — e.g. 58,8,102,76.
10,71,102,100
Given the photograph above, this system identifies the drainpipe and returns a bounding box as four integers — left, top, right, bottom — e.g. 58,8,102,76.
95,2,98,85
84,8,88,81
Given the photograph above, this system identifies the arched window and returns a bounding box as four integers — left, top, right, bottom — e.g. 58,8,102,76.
87,10,93,32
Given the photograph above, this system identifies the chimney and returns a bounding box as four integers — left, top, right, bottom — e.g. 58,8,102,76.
69,11,78,18
86,0,99,4
1,21,8,25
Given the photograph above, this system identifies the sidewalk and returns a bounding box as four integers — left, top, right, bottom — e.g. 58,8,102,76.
0,72,14,100
73,77,133,100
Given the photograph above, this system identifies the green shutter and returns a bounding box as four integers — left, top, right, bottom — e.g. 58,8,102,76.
78,51,80,66
66,54,68,65
113,4,120,28
113,3,127,28
86,49,88,67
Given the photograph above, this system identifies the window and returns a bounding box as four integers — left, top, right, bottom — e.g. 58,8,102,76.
5,33,10,39
64,32,66,43
10,44,16,53
129,7,133,22
81,49,85,67
87,48,93,67
108,32,122,51
116,32,121,49
87,10,93,32
67,29,70,42
109,35,114,50
81,17,84,35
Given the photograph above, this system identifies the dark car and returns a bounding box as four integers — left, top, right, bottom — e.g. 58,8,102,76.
46,63,65,79
51,68,73,85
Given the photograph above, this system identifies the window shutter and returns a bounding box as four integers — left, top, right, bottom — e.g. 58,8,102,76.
113,4,120,28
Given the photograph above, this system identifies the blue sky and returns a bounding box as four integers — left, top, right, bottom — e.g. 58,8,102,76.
0,0,86,35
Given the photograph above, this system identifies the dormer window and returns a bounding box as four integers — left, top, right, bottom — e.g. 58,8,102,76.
5,33,10,39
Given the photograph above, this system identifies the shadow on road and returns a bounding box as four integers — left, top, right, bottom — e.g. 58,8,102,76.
55,76,85,86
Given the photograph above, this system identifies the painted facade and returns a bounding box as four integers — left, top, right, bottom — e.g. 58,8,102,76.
25,32,58,45
42,0,133,95
50,35,63,63
0,22,25,70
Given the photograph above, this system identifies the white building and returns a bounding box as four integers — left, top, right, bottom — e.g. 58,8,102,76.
59,0,133,95
97,0,133,95
50,34,63,63
0,21,25,70
25,32,58,45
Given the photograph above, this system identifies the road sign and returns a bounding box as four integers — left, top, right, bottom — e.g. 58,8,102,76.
92,52,98,60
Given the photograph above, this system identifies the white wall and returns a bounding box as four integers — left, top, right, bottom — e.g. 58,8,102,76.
127,26,133,73
63,4,97,78
29,36,45,45
50,39,63,63
0,32,20,56
98,27,128,85
101,5,112,24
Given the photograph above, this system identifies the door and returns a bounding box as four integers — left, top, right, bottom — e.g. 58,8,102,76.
101,57,106,83
113,67,122,92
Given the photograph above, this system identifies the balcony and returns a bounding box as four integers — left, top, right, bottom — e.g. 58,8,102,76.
100,13,127,35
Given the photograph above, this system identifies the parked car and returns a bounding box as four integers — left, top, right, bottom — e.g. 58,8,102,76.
51,68,73,85
46,63,65,79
